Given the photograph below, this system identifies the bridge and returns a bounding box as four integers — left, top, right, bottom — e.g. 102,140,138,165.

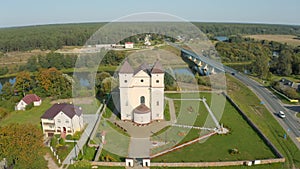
180,48,225,75
167,42,225,76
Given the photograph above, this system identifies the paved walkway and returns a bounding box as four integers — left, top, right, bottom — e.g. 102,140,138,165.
128,138,151,158
62,106,103,165
165,97,177,123
202,98,220,128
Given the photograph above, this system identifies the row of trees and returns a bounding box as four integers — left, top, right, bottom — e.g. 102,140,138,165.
215,36,300,78
0,68,72,109
19,52,77,72
1,22,300,53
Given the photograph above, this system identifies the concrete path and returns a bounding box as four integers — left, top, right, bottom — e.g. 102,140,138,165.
44,153,59,169
202,98,220,128
165,97,177,123
128,137,151,158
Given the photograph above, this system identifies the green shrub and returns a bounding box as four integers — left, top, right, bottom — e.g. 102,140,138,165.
59,138,65,145
25,103,34,110
66,134,73,140
50,137,58,148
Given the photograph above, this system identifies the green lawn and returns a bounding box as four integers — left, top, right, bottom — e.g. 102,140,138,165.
297,113,300,118
0,98,52,128
150,163,283,169
152,100,276,162
164,101,170,121
226,75,300,168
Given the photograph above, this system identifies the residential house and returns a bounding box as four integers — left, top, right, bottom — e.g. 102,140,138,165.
15,94,42,111
125,42,134,49
41,103,84,137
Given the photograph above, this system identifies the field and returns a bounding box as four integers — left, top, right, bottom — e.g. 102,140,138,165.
245,34,300,47
226,75,300,168
152,93,276,162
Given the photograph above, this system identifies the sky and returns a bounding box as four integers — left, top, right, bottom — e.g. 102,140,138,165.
1,0,300,28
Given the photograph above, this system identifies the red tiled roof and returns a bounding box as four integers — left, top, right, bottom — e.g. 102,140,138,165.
41,103,82,119
22,94,41,104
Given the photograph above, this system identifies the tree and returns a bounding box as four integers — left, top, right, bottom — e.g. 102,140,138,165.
1,82,13,100
35,68,72,98
95,72,111,94
13,71,32,96
0,123,47,169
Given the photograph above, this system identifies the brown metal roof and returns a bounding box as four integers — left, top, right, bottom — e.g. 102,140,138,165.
151,60,164,74
133,104,151,114
22,94,41,104
119,60,134,74
41,103,82,119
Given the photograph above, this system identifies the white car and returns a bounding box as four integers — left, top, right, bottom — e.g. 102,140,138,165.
278,111,286,118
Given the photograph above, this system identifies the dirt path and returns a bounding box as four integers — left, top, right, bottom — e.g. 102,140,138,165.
44,153,59,169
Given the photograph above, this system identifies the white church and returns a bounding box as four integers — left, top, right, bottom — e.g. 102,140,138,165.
119,60,164,124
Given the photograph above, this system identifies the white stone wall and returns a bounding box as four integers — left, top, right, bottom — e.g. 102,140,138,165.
119,68,164,122
133,112,151,124
151,88,164,120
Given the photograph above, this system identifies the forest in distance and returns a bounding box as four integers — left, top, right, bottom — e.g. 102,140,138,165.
0,22,300,52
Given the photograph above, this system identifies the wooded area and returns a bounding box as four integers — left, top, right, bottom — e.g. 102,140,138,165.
0,22,299,52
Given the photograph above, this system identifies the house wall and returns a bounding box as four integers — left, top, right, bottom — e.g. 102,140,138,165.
71,115,84,133
41,118,55,137
33,100,42,106
15,100,27,110
53,111,73,134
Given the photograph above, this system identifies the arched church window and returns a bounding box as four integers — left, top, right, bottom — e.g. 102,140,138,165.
140,96,145,104
156,101,159,106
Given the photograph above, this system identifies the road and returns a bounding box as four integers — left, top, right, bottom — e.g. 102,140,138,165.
225,67,300,149
173,43,300,149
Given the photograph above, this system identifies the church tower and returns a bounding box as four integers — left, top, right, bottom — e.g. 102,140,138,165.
150,61,164,120
119,60,134,120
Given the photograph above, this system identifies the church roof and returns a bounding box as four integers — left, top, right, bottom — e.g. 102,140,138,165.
134,63,150,75
133,104,151,114
119,60,134,74
151,60,164,74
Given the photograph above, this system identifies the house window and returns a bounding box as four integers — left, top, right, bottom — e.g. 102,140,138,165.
57,119,61,123
140,79,144,82
65,120,69,123
125,100,128,106
156,101,159,106
156,80,159,83
140,96,145,104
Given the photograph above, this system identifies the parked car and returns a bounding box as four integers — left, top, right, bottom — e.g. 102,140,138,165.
278,111,286,118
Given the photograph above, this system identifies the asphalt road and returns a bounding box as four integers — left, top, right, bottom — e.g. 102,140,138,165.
226,67,300,149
